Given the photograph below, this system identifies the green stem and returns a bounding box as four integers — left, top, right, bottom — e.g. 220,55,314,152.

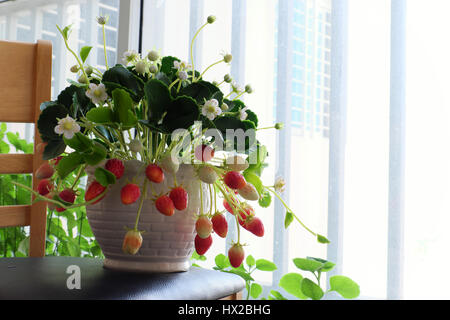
215,182,241,243
190,22,208,81
266,187,317,237
71,164,86,189
233,91,245,100
134,179,148,230
198,59,224,79
56,25,89,82
168,78,180,91
102,24,109,69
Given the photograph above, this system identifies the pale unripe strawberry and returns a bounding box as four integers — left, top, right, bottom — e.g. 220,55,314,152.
35,162,54,179
238,183,259,201
225,156,249,172
197,166,218,184
158,155,179,174
128,139,143,153
195,215,212,239
122,230,143,255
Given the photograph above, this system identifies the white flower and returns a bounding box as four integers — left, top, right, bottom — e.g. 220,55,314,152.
54,115,80,139
85,83,108,105
239,107,248,121
122,50,139,64
202,99,222,121
173,60,191,71
274,177,286,193
221,50,233,64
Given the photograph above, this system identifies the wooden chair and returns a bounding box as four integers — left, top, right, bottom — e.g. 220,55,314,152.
0,40,52,257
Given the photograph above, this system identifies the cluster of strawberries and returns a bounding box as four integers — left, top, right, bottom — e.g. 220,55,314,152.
36,156,77,212
35,143,265,268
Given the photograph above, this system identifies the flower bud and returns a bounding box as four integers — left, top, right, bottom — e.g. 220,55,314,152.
135,60,147,75
224,74,232,83
221,103,229,111
122,230,143,255
245,84,253,94
70,65,79,73
78,74,88,84
85,65,93,75
207,15,216,24
275,122,284,130
96,15,109,25
149,64,158,74
147,50,159,61
223,53,233,64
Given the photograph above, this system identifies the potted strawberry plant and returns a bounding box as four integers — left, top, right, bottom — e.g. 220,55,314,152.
15,15,329,272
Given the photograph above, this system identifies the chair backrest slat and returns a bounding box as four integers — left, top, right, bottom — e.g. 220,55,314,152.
0,40,52,257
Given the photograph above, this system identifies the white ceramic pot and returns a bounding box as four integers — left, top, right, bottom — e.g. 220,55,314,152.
85,160,207,273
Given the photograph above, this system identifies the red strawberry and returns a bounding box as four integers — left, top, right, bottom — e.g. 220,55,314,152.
121,183,141,205
195,234,212,255
211,212,228,238
45,191,57,211
223,199,235,214
155,195,175,216
194,144,215,162
35,162,54,179
122,229,143,255
228,243,245,268
37,179,53,195
195,215,212,239
224,171,246,190
145,164,164,183
169,186,188,211
85,180,107,204
243,216,265,237
56,189,76,212
105,159,125,179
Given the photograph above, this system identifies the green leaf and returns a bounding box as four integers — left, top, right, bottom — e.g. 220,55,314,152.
255,259,277,271
178,82,211,104
64,237,81,257
293,258,323,272
243,171,263,194
64,132,93,152
94,167,117,187
301,278,324,300
223,269,254,282
279,273,308,300
80,46,92,63
268,290,287,300
102,65,143,102
17,236,30,256
285,211,294,229
37,104,69,142
82,141,107,165
56,152,84,179
250,283,263,299
306,257,336,272
160,56,180,77
145,79,172,124
162,96,200,131
246,255,256,268
86,107,115,124
214,253,230,269
317,234,330,244
43,139,66,160
329,275,360,299
112,88,137,128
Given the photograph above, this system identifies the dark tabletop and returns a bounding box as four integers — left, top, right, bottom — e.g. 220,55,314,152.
0,257,245,300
